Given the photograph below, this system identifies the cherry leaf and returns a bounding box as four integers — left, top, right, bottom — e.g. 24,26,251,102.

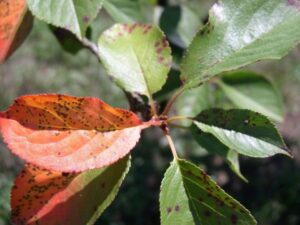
160,159,256,225
11,157,130,225
98,23,172,98
0,0,33,62
26,0,104,39
0,94,147,172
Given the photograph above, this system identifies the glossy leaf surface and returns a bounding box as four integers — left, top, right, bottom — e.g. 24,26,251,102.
11,157,130,225
26,0,104,39
192,109,290,158
0,0,33,62
218,72,284,122
181,0,300,88
0,94,143,172
160,159,256,225
98,23,172,97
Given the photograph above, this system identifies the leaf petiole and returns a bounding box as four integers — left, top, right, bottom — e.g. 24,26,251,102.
163,128,178,159
168,123,189,130
161,87,184,116
167,116,193,123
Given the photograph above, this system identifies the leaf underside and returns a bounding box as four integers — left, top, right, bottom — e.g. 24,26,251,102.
192,109,290,158
190,128,247,181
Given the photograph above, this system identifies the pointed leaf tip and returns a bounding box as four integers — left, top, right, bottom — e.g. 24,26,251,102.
192,109,290,159
0,94,146,172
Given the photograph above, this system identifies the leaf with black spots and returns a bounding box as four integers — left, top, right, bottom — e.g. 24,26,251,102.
0,94,151,172
160,159,256,225
11,157,130,225
192,109,291,158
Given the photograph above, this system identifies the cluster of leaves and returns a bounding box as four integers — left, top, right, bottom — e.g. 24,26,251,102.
1,0,300,224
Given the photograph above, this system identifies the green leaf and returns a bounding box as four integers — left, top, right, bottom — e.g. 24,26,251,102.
190,127,247,181
177,6,202,47
160,5,202,48
103,0,145,23
98,23,172,97
160,159,256,225
193,109,291,158
181,0,300,88
226,150,245,181
49,26,92,55
26,0,104,39
217,71,284,122
11,157,131,225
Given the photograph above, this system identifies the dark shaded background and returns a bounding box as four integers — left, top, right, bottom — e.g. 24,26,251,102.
1,1,300,225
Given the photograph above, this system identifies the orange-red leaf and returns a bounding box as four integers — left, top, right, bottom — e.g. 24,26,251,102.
0,0,33,62
12,158,130,225
0,94,145,171
1,94,141,131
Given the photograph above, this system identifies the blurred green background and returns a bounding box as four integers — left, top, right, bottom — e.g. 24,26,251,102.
1,1,300,225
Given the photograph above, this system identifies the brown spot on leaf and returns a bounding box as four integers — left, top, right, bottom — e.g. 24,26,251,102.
166,207,172,214
83,16,90,23
175,204,180,212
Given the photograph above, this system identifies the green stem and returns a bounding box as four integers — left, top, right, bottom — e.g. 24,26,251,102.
82,38,100,60
168,123,190,130
161,87,184,116
164,131,178,159
167,115,193,123
148,95,158,117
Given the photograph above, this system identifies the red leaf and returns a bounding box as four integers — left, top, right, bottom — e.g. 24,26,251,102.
0,0,33,62
0,94,148,171
11,158,130,225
